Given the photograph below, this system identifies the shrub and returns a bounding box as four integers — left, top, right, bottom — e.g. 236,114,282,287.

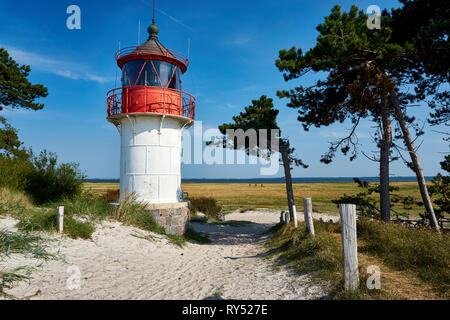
428,155,449,220
25,150,85,204
63,216,95,239
190,197,222,219
0,155,33,191
100,189,120,203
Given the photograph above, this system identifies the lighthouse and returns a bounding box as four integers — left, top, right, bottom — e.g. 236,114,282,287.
106,19,195,235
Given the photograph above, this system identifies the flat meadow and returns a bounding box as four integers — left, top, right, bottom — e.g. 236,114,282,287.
83,181,432,217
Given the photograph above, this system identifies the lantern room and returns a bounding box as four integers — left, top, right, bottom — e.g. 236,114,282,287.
107,23,195,123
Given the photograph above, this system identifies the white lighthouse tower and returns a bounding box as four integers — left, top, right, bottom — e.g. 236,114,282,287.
106,19,195,234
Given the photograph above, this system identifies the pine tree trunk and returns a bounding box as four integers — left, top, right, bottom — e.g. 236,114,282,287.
281,146,295,221
390,92,440,232
380,94,392,222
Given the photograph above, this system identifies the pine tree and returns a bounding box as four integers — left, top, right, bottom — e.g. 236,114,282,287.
0,48,48,156
214,95,307,221
275,4,443,231
429,155,450,220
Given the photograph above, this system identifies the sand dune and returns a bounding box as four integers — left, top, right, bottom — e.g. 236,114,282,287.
0,211,337,300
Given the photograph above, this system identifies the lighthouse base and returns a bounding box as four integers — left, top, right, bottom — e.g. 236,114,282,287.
145,202,190,235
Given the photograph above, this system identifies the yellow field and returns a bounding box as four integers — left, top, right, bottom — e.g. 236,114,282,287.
83,181,435,216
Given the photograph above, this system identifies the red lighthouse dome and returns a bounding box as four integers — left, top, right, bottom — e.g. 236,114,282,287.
107,21,195,124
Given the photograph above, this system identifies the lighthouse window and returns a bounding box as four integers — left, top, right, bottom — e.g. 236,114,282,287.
122,60,158,87
122,60,181,90
153,60,180,90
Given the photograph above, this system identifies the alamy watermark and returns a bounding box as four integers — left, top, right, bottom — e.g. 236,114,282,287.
366,5,381,30
366,265,381,289
181,121,280,176
66,5,81,30
66,265,81,290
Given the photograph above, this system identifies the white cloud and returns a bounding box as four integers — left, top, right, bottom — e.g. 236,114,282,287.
226,103,240,109
221,33,254,47
1,45,113,83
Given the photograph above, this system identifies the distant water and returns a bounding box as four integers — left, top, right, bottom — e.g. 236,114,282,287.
85,176,433,183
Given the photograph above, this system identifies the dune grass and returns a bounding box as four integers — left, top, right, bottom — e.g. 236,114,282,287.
0,187,208,244
0,267,32,298
84,181,434,217
357,218,450,295
0,230,55,259
114,194,165,233
267,221,393,299
266,218,449,299
16,209,95,239
114,194,211,247
48,194,115,221
0,187,33,210
0,230,57,298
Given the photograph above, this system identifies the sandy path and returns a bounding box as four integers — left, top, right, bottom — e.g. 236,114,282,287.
0,211,336,300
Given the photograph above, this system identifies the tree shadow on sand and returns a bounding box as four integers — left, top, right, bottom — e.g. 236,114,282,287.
189,221,275,246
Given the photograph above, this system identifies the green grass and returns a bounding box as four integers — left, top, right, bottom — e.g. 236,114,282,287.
49,194,114,221
266,221,388,300
16,209,95,239
357,217,450,295
0,229,55,259
0,187,33,209
267,218,450,299
114,194,211,247
266,222,341,289
2,188,211,244
212,285,225,297
0,267,32,298
0,230,57,298
114,194,166,234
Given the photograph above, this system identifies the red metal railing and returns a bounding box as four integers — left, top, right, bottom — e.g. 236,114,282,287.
107,86,195,121
116,46,189,68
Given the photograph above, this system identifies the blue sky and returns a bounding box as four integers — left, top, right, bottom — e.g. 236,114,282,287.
0,0,447,179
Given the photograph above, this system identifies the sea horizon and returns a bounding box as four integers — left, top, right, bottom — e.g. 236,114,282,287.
85,176,433,184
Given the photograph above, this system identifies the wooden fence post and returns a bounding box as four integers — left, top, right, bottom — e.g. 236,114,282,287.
57,206,64,233
303,198,315,235
284,212,290,224
339,204,359,291
293,205,298,228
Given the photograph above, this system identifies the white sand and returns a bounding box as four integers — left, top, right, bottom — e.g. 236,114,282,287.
0,211,338,300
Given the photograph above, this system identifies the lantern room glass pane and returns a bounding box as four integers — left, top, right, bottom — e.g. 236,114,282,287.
122,60,180,90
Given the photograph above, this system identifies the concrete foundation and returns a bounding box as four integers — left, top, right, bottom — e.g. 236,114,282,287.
145,202,190,235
